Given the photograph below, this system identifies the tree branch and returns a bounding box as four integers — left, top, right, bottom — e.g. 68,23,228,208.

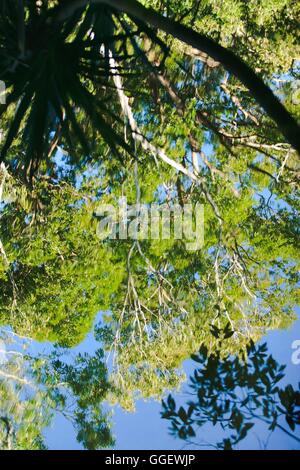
54,0,300,154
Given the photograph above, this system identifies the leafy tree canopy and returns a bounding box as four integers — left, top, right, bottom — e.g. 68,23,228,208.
0,0,299,446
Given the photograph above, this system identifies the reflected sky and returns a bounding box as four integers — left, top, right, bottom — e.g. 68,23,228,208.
43,313,300,450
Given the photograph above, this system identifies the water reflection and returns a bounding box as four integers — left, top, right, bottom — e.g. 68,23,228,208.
0,329,113,450
1,322,299,450
0,120,299,450
161,340,300,449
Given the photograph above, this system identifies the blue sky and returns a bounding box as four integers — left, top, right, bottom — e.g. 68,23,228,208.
43,312,300,450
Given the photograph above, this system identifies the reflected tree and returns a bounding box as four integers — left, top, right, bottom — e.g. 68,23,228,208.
0,0,299,178
0,166,125,346
0,0,299,441
161,339,300,449
0,330,114,450
1,146,299,409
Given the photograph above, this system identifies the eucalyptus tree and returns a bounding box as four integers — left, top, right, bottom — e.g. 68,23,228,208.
0,329,114,450
1,144,300,409
0,0,299,414
0,164,126,345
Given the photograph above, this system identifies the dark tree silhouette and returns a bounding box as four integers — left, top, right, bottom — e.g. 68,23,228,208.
55,0,300,154
161,339,300,449
0,0,299,182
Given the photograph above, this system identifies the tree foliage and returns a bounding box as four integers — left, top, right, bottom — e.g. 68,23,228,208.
0,330,114,450
0,0,299,449
161,341,300,449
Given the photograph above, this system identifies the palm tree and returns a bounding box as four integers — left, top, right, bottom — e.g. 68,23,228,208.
56,0,300,154
0,0,299,181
